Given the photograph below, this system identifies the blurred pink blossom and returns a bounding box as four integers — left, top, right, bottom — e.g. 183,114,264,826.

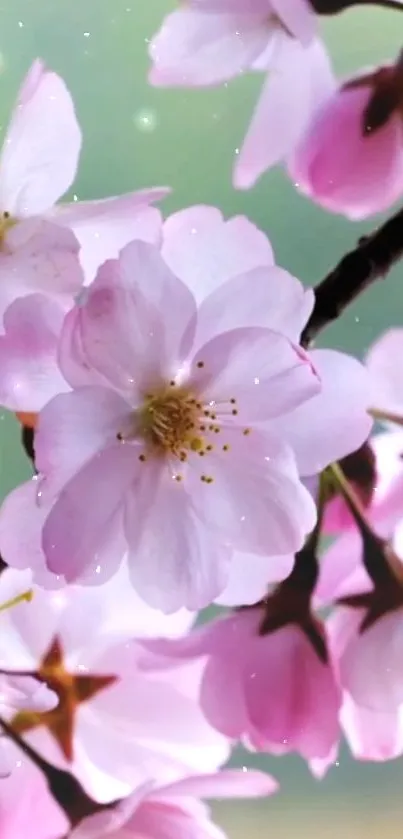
149,2,335,188
142,607,341,772
329,608,403,762
71,769,278,839
317,432,403,736
0,568,228,803
289,59,403,219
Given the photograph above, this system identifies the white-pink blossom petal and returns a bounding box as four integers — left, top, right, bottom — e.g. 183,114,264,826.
191,327,320,421
0,60,81,216
125,468,231,612
53,192,166,283
268,349,372,476
42,444,138,581
0,294,69,413
188,427,317,556
149,8,270,87
162,205,274,303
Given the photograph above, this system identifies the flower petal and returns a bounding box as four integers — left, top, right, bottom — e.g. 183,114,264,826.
215,550,294,607
0,479,63,588
270,0,316,44
365,328,403,416
339,610,403,712
0,221,83,320
159,769,278,799
77,241,197,395
58,307,109,390
268,349,372,476
125,466,231,612
341,693,403,762
42,443,137,581
234,37,313,188
235,36,334,188
162,206,274,303
53,191,166,283
149,8,269,87
35,386,131,496
0,61,81,215
194,265,314,347
188,427,317,555
191,327,320,422
0,294,68,412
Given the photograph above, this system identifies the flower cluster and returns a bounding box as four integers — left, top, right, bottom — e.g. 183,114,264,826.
0,1,402,837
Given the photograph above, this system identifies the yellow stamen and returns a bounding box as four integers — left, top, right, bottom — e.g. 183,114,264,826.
0,589,33,614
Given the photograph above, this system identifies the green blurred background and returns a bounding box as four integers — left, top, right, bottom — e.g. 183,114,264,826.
0,1,402,835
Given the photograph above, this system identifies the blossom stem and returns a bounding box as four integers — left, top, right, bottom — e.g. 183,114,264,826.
369,407,403,426
301,204,403,347
329,462,395,587
0,716,111,828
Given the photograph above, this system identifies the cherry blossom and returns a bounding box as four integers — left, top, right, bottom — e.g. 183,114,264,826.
70,769,278,839
0,568,228,803
316,433,403,720
328,608,403,762
25,239,324,611
0,59,167,284
141,607,341,772
149,2,336,188
289,56,403,219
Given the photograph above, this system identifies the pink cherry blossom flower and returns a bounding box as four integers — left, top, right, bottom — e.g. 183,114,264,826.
328,608,403,762
0,230,372,609
0,59,167,283
365,328,403,420
0,754,68,839
141,608,341,771
0,568,228,803
149,3,336,188
71,768,278,839
316,435,403,718
288,58,403,219
27,239,324,611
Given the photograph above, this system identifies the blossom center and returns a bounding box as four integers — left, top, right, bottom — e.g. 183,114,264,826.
118,372,251,483
137,385,205,457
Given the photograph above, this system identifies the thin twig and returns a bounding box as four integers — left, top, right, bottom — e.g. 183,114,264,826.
301,204,403,347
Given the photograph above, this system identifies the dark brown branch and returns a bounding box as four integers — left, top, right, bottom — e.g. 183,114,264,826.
311,0,403,14
301,204,403,347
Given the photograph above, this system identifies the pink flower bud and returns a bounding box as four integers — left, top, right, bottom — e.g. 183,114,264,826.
289,58,403,219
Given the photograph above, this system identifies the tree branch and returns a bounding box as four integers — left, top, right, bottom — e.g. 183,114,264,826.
311,0,403,14
301,204,403,347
